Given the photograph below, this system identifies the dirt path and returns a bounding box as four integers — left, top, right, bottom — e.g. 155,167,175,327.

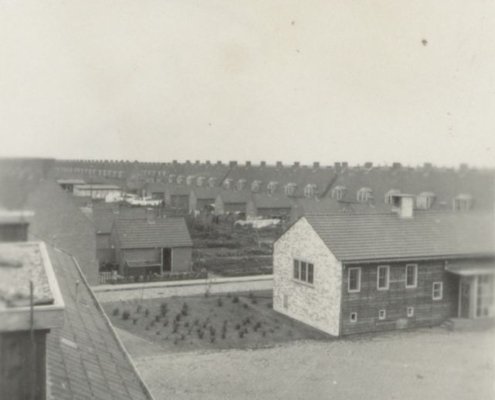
126,328,495,400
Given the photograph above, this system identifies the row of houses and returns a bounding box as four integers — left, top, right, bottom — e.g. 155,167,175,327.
54,159,495,212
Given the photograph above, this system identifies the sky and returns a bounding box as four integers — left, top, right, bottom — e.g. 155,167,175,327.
1,0,495,168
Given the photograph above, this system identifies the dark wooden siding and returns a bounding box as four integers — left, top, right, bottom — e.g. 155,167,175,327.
0,223,28,242
341,260,459,335
0,330,47,400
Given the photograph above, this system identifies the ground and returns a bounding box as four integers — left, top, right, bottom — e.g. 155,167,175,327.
103,291,327,352
119,326,495,400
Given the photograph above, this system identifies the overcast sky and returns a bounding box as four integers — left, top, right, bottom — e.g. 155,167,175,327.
1,0,495,167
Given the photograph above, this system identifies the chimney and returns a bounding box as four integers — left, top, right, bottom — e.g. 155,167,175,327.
260,161,266,167
293,161,300,168
313,162,320,168
391,194,414,219
245,161,251,167
364,162,373,169
0,210,34,242
205,160,211,165
216,160,223,165
0,223,64,400
341,162,348,168
392,162,402,169
229,161,237,167
423,162,432,169
276,161,283,168
195,160,200,165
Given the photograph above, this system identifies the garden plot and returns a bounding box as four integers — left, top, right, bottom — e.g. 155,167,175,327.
103,291,327,352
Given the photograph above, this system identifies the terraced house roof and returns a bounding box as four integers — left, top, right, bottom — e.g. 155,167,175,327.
251,194,293,209
304,211,495,262
114,217,192,249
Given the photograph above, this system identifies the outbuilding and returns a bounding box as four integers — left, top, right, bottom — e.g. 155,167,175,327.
110,217,193,276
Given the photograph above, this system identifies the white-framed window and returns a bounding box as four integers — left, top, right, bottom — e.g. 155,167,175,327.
331,185,346,200
350,312,358,323
357,187,373,203
377,265,390,290
385,189,401,204
407,306,414,317
236,179,247,191
453,194,473,211
378,309,386,320
432,282,443,300
304,184,318,198
293,259,314,285
405,264,418,288
267,181,279,194
416,192,435,210
284,183,297,196
348,267,361,293
251,180,262,192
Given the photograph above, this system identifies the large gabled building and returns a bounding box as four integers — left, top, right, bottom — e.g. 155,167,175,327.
273,195,495,336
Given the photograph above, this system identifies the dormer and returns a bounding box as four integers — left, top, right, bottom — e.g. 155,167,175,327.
304,184,318,198
251,180,262,193
236,179,247,191
186,175,195,186
331,185,346,200
168,174,176,184
284,182,297,197
453,193,474,211
385,189,401,205
416,192,436,210
267,181,279,195
391,194,415,218
176,175,185,184
357,187,373,203
196,176,206,187
222,178,233,190
208,177,218,188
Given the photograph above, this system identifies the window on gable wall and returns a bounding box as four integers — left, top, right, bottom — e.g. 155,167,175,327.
385,189,401,204
453,194,473,211
293,259,314,284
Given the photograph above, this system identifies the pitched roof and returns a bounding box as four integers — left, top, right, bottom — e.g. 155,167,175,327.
252,194,293,209
92,205,147,234
304,211,495,262
46,245,153,400
114,217,192,249
165,184,191,196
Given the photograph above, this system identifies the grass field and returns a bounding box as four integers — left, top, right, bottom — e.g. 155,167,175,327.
103,291,327,352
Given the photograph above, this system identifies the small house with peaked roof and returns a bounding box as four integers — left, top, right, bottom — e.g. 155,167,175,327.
111,217,193,276
189,187,221,214
274,195,495,336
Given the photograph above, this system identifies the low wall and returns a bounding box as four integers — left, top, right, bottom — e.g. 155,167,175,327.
93,275,273,303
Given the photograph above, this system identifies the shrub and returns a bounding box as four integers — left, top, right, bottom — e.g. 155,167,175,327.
122,310,130,320
221,332,226,340
112,308,120,316
145,325,150,331
198,330,204,339
262,331,266,337
156,330,160,335
163,319,169,327
226,293,232,298
184,321,190,328
136,304,142,313
235,323,241,330
173,339,179,345
193,319,199,326
217,298,223,307
232,295,239,303
144,309,150,317
180,334,186,341
181,303,189,317
243,304,248,309
239,331,244,338
175,313,181,322
210,337,215,343
132,318,138,325
155,315,161,322
251,298,258,305
266,302,273,309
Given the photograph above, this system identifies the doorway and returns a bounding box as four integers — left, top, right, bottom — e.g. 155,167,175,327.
162,248,172,273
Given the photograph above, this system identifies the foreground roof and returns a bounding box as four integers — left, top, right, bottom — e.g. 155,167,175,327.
46,245,153,400
92,205,147,234
304,211,495,262
114,217,192,249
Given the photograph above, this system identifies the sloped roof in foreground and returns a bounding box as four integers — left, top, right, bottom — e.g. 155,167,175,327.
304,211,495,262
46,245,153,400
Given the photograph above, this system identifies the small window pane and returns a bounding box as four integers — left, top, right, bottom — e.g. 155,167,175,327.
377,266,389,289
307,264,314,284
406,265,417,287
350,312,357,322
349,268,360,292
293,260,299,279
301,262,307,282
